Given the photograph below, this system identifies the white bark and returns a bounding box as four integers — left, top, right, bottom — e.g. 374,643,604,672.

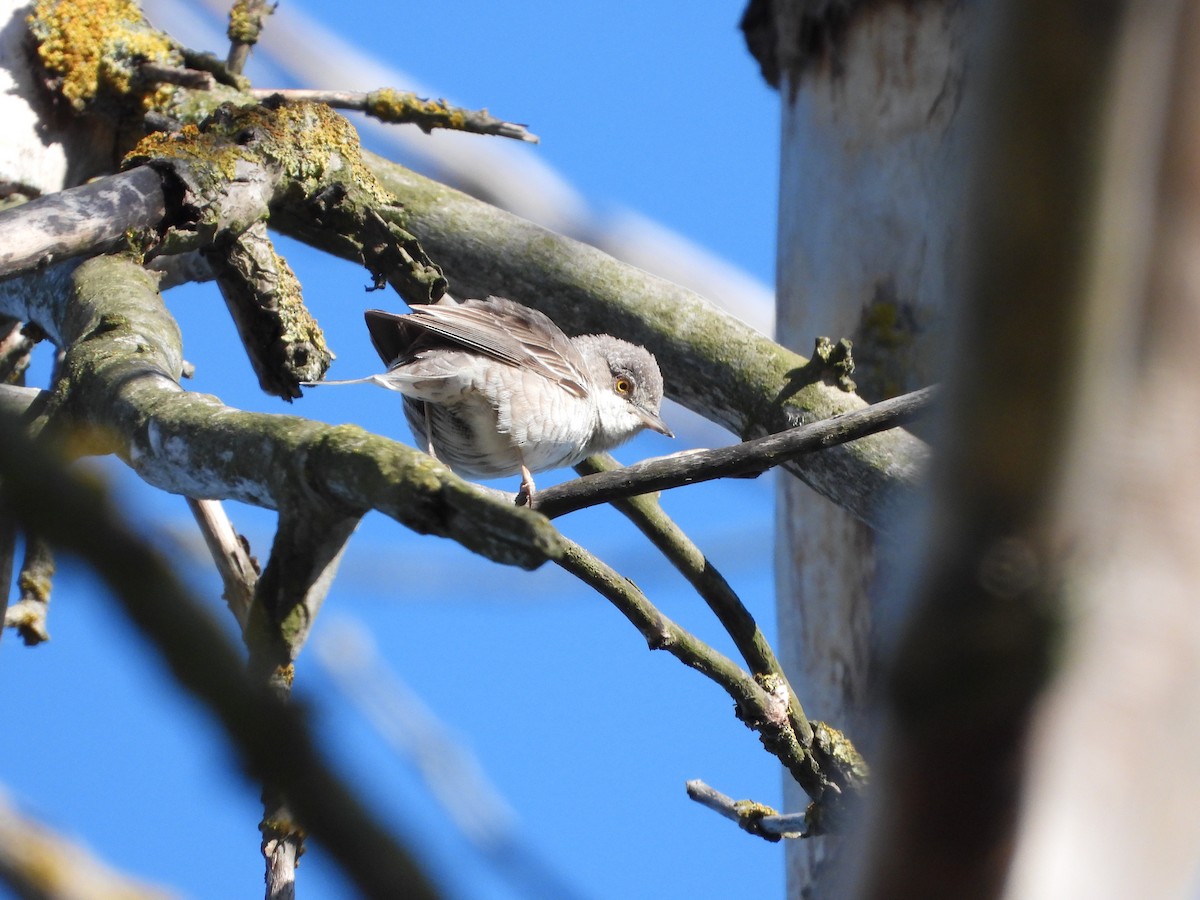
0,0,70,195
0,0,116,195
774,4,969,894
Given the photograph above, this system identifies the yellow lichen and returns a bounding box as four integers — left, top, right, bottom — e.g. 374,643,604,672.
29,0,181,114
365,88,468,130
123,100,397,214
227,0,263,45
123,122,253,185
225,100,394,205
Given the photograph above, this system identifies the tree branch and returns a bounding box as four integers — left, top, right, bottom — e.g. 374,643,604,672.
685,780,807,841
0,255,559,571
250,88,539,143
193,495,355,900
245,507,359,680
206,221,330,399
0,73,926,533
572,452,817,747
0,166,165,278
187,498,256,629
541,386,936,518
227,0,276,75
554,537,835,808
5,534,54,645
139,60,216,90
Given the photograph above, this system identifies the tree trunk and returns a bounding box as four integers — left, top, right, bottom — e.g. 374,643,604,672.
752,2,970,894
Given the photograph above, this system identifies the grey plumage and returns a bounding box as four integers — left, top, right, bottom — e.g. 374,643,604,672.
308,296,671,501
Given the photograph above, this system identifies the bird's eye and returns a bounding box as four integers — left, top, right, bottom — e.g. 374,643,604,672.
614,377,632,396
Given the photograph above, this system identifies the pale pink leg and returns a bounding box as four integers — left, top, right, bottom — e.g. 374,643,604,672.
516,462,536,508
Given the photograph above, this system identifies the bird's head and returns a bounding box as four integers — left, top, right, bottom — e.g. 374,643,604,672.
574,334,673,451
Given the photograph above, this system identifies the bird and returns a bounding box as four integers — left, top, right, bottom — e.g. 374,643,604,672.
306,296,672,505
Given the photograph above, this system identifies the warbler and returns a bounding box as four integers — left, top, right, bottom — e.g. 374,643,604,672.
307,296,671,504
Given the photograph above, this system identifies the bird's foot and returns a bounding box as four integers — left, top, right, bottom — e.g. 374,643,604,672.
515,465,536,508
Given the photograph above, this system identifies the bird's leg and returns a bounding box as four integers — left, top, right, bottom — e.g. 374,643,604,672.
515,463,536,508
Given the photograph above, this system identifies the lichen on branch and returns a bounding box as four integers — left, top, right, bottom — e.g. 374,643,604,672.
123,98,447,304
29,0,183,116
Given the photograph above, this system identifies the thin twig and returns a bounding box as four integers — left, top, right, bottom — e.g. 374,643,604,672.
139,61,215,90
574,453,815,746
248,88,540,142
539,386,936,518
186,498,256,629
227,0,276,75
685,780,807,841
244,506,359,900
5,534,53,645
554,537,830,803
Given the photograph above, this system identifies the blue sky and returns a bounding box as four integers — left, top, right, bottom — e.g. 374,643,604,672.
1,3,786,898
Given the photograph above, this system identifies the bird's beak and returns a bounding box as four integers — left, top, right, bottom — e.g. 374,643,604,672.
640,409,674,439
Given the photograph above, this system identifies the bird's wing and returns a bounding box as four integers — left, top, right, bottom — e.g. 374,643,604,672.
365,297,591,398
364,308,425,369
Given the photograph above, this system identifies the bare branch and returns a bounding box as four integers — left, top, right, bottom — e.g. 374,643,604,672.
554,537,836,808
245,508,359,679
139,60,215,90
187,498,256,629
540,386,936,518
685,780,807,841
572,453,817,747
0,166,166,278
195,494,358,900
261,839,296,900
249,88,539,143
5,534,54,645
227,0,276,75
241,497,354,900
206,221,331,399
